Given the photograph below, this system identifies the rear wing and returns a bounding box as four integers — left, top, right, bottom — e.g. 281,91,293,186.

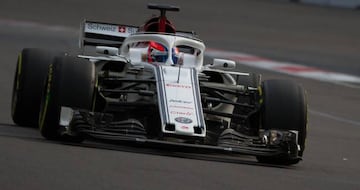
80,20,198,49
80,20,139,48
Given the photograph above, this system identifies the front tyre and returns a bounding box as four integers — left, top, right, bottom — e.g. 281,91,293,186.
39,56,95,140
257,80,307,165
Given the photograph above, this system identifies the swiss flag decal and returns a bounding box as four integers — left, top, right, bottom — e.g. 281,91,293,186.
118,26,126,33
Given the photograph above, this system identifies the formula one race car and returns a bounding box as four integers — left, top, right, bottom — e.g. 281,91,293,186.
11,4,307,165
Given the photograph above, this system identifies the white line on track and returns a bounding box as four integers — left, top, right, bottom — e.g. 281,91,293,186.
205,48,360,88
309,109,360,127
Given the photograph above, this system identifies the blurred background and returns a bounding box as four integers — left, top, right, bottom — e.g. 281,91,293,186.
1,0,359,75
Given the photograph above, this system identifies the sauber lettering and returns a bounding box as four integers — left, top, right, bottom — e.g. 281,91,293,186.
126,27,138,34
166,83,191,89
87,23,117,32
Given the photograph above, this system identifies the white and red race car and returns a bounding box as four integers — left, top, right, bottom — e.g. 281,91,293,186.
11,4,307,165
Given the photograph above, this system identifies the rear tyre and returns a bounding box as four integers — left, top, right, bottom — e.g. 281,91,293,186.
11,48,64,127
39,56,95,140
256,79,307,165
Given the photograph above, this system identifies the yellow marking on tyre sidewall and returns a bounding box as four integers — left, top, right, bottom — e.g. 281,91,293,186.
12,54,23,116
39,64,53,130
258,85,263,104
16,54,22,90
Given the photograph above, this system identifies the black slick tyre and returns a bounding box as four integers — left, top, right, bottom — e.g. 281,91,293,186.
11,48,64,127
39,56,95,140
257,79,307,165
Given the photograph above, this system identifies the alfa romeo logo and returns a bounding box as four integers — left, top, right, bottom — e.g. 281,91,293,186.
175,117,193,124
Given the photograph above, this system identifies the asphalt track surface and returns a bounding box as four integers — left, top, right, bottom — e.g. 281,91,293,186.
0,0,359,189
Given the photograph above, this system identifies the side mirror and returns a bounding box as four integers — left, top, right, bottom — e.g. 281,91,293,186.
96,46,119,56
209,58,236,69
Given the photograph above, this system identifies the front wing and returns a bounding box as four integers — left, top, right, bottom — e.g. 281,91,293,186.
60,107,299,159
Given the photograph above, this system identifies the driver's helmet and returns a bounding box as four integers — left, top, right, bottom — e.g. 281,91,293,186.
147,41,180,64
